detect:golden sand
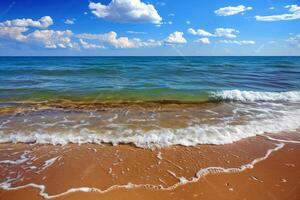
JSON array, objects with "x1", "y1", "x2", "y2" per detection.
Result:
[{"x1": 0, "y1": 133, "x2": 299, "y2": 200}]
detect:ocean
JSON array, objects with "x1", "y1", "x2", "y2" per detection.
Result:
[
  {"x1": 0, "y1": 56, "x2": 300, "y2": 147},
  {"x1": 1, "y1": 56, "x2": 300, "y2": 198}
]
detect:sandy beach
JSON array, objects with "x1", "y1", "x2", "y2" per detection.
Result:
[
  {"x1": 1, "y1": 132, "x2": 299, "y2": 200},
  {"x1": 0, "y1": 0, "x2": 300, "y2": 198}
]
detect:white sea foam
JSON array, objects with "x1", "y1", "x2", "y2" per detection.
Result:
[
  {"x1": 211, "y1": 90, "x2": 300, "y2": 102},
  {"x1": 0, "y1": 90, "x2": 299, "y2": 148},
  {"x1": 0, "y1": 107, "x2": 299, "y2": 148},
  {"x1": 0, "y1": 151, "x2": 29, "y2": 164},
  {"x1": 41, "y1": 156, "x2": 60, "y2": 171},
  {"x1": 157, "y1": 152, "x2": 163, "y2": 160}
]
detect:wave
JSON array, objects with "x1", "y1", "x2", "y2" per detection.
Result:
[
  {"x1": 211, "y1": 90, "x2": 300, "y2": 102},
  {"x1": 1, "y1": 89, "x2": 300, "y2": 148},
  {"x1": 1, "y1": 107, "x2": 299, "y2": 148}
]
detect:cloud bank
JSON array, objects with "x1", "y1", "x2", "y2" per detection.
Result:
[{"x1": 77, "y1": 31, "x2": 162, "y2": 48}]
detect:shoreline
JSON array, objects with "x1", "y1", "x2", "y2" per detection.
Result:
[{"x1": 1, "y1": 133, "x2": 299, "y2": 199}]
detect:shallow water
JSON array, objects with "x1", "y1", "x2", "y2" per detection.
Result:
[{"x1": 0, "y1": 56, "x2": 299, "y2": 147}]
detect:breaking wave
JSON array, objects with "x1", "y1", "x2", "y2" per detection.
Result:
[{"x1": 211, "y1": 90, "x2": 300, "y2": 102}]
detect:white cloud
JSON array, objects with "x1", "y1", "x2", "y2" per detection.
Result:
[
  {"x1": 28, "y1": 29, "x2": 77, "y2": 49},
  {"x1": 188, "y1": 27, "x2": 239, "y2": 38},
  {"x1": 0, "y1": 16, "x2": 54, "y2": 42},
  {"x1": 168, "y1": 13, "x2": 175, "y2": 17},
  {"x1": 269, "y1": 7, "x2": 275, "y2": 10},
  {"x1": 164, "y1": 31, "x2": 187, "y2": 44},
  {"x1": 0, "y1": 27, "x2": 78, "y2": 49},
  {"x1": 255, "y1": 4, "x2": 300, "y2": 21},
  {"x1": 77, "y1": 31, "x2": 161, "y2": 48},
  {"x1": 186, "y1": 20, "x2": 191, "y2": 25},
  {"x1": 64, "y1": 18, "x2": 75, "y2": 25},
  {"x1": 127, "y1": 30, "x2": 146, "y2": 34},
  {"x1": 188, "y1": 28, "x2": 213, "y2": 37},
  {"x1": 79, "y1": 39, "x2": 105, "y2": 49},
  {"x1": 0, "y1": 26, "x2": 28, "y2": 41},
  {"x1": 195, "y1": 38, "x2": 210, "y2": 44},
  {"x1": 141, "y1": 39, "x2": 163, "y2": 47},
  {"x1": 286, "y1": 4, "x2": 300, "y2": 12},
  {"x1": 214, "y1": 28, "x2": 239, "y2": 38},
  {"x1": 155, "y1": 21, "x2": 173, "y2": 27},
  {"x1": 156, "y1": 2, "x2": 166, "y2": 7},
  {"x1": 0, "y1": 17, "x2": 160, "y2": 50},
  {"x1": 219, "y1": 40, "x2": 255, "y2": 45},
  {"x1": 287, "y1": 34, "x2": 300, "y2": 48},
  {"x1": 77, "y1": 31, "x2": 138, "y2": 48},
  {"x1": 215, "y1": 5, "x2": 252, "y2": 16},
  {"x1": 89, "y1": 0, "x2": 162, "y2": 24},
  {"x1": 0, "y1": 16, "x2": 163, "y2": 50},
  {"x1": 0, "y1": 16, "x2": 77, "y2": 49},
  {"x1": 0, "y1": 16, "x2": 53, "y2": 28}
]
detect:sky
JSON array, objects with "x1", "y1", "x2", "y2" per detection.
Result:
[{"x1": 0, "y1": 0, "x2": 299, "y2": 56}]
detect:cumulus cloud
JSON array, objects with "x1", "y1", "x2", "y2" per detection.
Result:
[
  {"x1": 77, "y1": 31, "x2": 162, "y2": 48},
  {"x1": 219, "y1": 40, "x2": 255, "y2": 45},
  {"x1": 0, "y1": 16, "x2": 53, "y2": 28},
  {"x1": 28, "y1": 30, "x2": 77, "y2": 49},
  {"x1": 64, "y1": 18, "x2": 75, "y2": 25},
  {"x1": 215, "y1": 5, "x2": 252, "y2": 16},
  {"x1": 0, "y1": 16, "x2": 57, "y2": 44},
  {"x1": 214, "y1": 28, "x2": 239, "y2": 38},
  {"x1": 195, "y1": 38, "x2": 210, "y2": 44},
  {"x1": 255, "y1": 4, "x2": 300, "y2": 21},
  {"x1": 188, "y1": 27, "x2": 239, "y2": 38},
  {"x1": 0, "y1": 15, "x2": 164, "y2": 50},
  {"x1": 0, "y1": 26, "x2": 28, "y2": 41},
  {"x1": 188, "y1": 28, "x2": 213, "y2": 37},
  {"x1": 164, "y1": 31, "x2": 187, "y2": 44},
  {"x1": 79, "y1": 39, "x2": 105, "y2": 49},
  {"x1": 286, "y1": 34, "x2": 300, "y2": 48},
  {"x1": 88, "y1": 0, "x2": 162, "y2": 24},
  {"x1": 0, "y1": 16, "x2": 77, "y2": 49}
]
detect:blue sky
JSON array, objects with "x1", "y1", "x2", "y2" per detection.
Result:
[{"x1": 0, "y1": 0, "x2": 299, "y2": 56}]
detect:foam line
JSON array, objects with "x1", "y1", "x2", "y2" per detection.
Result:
[{"x1": 263, "y1": 135, "x2": 300, "y2": 144}]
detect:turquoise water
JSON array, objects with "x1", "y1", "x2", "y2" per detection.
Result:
[{"x1": 0, "y1": 56, "x2": 300, "y2": 102}]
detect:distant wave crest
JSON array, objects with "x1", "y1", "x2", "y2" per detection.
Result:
[{"x1": 211, "y1": 90, "x2": 300, "y2": 102}]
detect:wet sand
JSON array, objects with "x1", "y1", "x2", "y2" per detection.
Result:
[{"x1": 0, "y1": 133, "x2": 300, "y2": 200}]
